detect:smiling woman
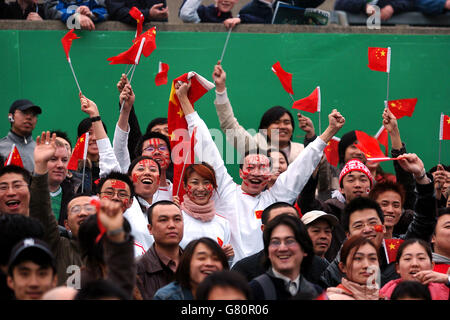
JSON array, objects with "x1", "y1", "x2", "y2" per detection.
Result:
[{"x1": 153, "y1": 237, "x2": 229, "y2": 300}]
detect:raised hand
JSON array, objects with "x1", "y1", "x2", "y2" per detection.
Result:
[
  {"x1": 213, "y1": 62, "x2": 226, "y2": 92},
  {"x1": 396, "y1": 153, "x2": 430, "y2": 184},
  {"x1": 34, "y1": 131, "x2": 57, "y2": 175},
  {"x1": 297, "y1": 112, "x2": 315, "y2": 139},
  {"x1": 80, "y1": 92, "x2": 99, "y2": 117},
  {"x1": 117, "y1": 73, "x2": 129, "y2": 93},
  {"x1": 120, "y1": 83, "x2": 135, "y2": 113},
  {"x1": 97, "y1": 198, "x2": 125, "y2": 242}
]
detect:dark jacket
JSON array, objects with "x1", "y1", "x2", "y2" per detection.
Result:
[
  {"x1": 0, "y1": 0, "x2": 45, "y2": 19},
  {"x1": 334, "y1": 0, "x2": 414, "y2": 14},
  {"x1": 232, "y1": 249, "x2": 329, "y2": 286},
  {"x1": 55, "y1": 177, "x2": 77, "y2": 227},
  {"x1": 106, "y1": 0, "x2": 167, "y2": 25},
  {"x1": 249, "y1": 270, "x2": 321, "y2": 300},
  {"x1": 136, "y1": 244, "x2": 182, "y2": 300},
  {"x1": 29, "y1": 173, "x2": 82, "y2": 286},
  {"x1": 239, "y1": 0, "x2": 325, "y2": 23}
]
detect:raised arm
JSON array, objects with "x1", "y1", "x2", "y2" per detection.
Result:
[
  {"x1": 80, "y1": 93, "x2": 121, "y2": 176},
  {"x1": 212, "y1": 62, "x2": 267, "y2": 156}
]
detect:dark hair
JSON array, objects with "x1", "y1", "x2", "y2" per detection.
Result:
[
  {"x1": 145, "y1": 117, "x2": 168, "y2": 135},
  {"x1": 134, "y1": 131, "x2": 171, "y2": 159},
  {"x1": 128, "y1": 156, "x2": 162, "y2": 178},
  {"x1": 268, "y1": 148, "x2": 289, "y2": 166},
  {"x1": 428, "y1": 164, "x2": 449, "y2": 174},
  {"x1": 262, "y1": 214, "x2": 314, "y2": 275},
  {"x1": 175, "y1": 237, "x2": 229, "y2": 291},
  {"x1": 342, "y1": 197, "x2": 384, "y2": 232},
  {"x1": 74, "y1": 279, "x2": 129, "y2": 300},
  {"x1": 183, "y1": 162, "x2": 217, "y2": 191},
  {"x1": 369, "y1": 181, "x2": 406, "y2": 206},
  {"x1": 195, "y1": 270, "x2": 252, "y2": 300},
  {"x1": 258, "y1": 106, "x2": 294, "y2": 142},
  {"x1": 77, "y1": 117, "x2": 107, "y2": 138},
  {"x1": 338, "y1": 130, "x2": 357, "y2": 166},
  {"x1": 390, "y1": 280, "x2": 432, "y2": 300},
  {"x1": 51, "y1": 130, "x2": 72, "y2": 149},
  {"x1": 261, "y1": 202, "x2": 297, "y2": 225},
  {"x1": 146, "y1": 200, "x2": 180, "y2": 224},
  {"x1": 396, "y1": 238, "x2": 433, "y2": 264},
  {"x1": 0, "y1": 165, "x2": 32, "y2": 185},
  {"x1": 0, "y1": 214, "x2": 44, "y2": 266},
  {"x1": 339, "y1": 236, "x2": 379, "y2": 280},
  {"x1": 239, "y1": 148, "x2": 271, "y2": 170},
  {"x1": 97, "y1": 171, "x2": 135, "y2": 199}
]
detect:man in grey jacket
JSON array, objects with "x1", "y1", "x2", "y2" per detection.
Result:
[{"x1": 0, "y1": 99, "x2": 42, "y2": 173}]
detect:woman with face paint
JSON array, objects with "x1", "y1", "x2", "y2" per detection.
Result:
[{"x1": 177, "y1": 163, "x2": 233, "y2": 260}]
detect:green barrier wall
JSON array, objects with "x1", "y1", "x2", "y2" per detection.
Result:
[{"x1": 1, "y1": 30, "x2": 449, "y2": 180}]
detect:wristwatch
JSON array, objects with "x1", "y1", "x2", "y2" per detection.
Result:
[{"x1": 90, "y1": 116, "x2": 101, "y2": 122}]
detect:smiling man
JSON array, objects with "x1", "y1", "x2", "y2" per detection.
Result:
[
  {"x1": 0, "y1": 165, "x2": 31, "y2": 215},
  {"x1": 175, "y1": 79, "x2": 345, "y2": 263},
  {"x1": 7, "y1": 238, "x2": 57, "y2": 300},
  {"x1": 0, "y1": 99, "x2": 42, "y2": 173}
]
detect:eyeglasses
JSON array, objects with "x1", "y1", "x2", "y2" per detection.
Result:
[
  {"x1": 100, "y1": 189, "x2": 130, "y2": 199},
  {"x1": 0, "y1": 182, "x2": 28, "y2": 193},
  {"x1": 69, "y1": 204, "x2": 97, "y2": 214},
  {"x1": 143, "y1": 145, "x2": 168, "y2": 153},
  {"x1": 269, "y1": 238, "x2": 299, "y2": 249}
]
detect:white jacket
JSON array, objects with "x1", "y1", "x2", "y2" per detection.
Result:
[{"x1": 185, "y1": 111, "x2": 326, "y2": 263}]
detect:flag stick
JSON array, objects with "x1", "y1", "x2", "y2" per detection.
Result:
[
  {"x1": 386, "y1": 71, "x2": 390, "y2": 104},
  {"x1": 120, "y1": 64, "x2": 137, "y2": 113},
  {"x1": 81, "y1": 132, "x2": 89, "y2": 193},
  {"x1": 439, "y1": 139, "x2": 442, "y2": 165},
  {"x1": 68, "y1": 58, "x2": 82, "y2": 93},
  {"x1": 176, "y1": 150, "x2": 191, "y2": 197},
  {"x1": 318, "y1": 110, "x2": 322, "y2": 135},
  {"x1": 289, "y1": 93, "x2": 295, "y2": 103},
  {"x1": 219, "y1": 27, "x2": 233, "y2": 64},
  {"x1": 6, "y1": 143, "x2": 15, "y2": 165}
]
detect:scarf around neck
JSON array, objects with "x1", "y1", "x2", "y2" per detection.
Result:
[{"x1": 180, "y1": 194, "x2": 216, "y2": 222}]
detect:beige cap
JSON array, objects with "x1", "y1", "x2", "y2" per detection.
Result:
[{"x1": 301, "y1": 210, "x2": 339, "y2": 227}]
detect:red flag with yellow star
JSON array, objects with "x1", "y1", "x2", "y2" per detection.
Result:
[
  {"x1": 388, "y1": 98, "x2": 417, "y2": 119},
  {"x1": 292, "y1": 87, "x2": 321, "y2": 113},
  {"x1": 440, "y1": 113, "x2": 450, "y2": 140},
  {"x1": 61, "y1": 29, "x2": 80, "y2": 62},
  {"x1": 384, "y1": 238, "x2": 404, "y2": 263},
  {"x1": 368, "y1": 47, "x2": 391, "y2": 73},
  {"x1": 129, "y1": 7, "x2": 144, "y2": 38},
  {"x1": 167, "y1": 72, "x2": 215, "y2": 200},
  {"x1": 354, "y1": 130, "x2": 386, "y2": 159},
  {"x1": 324, "y1": 136, "x2": 340, "y2": 167},
  {"x1": 67, "y1": 132, "x2": 89, "y2": 171},
  {"x1": 4, "y1": 144, "x2": 24, "y2": 168},
  {"x1": 107, "y1": 27, "x2": 156, "y2": 65}
]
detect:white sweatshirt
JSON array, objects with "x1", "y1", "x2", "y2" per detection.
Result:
[
  {"x1": 185, "y1": 111, "x2": 326, "y2": 263},
  {"x1": 179, "y1": 209, "x2": 231, "y2": 250}
]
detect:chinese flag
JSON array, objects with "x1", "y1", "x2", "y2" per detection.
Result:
[
  {"x1": 368, "y1": 47, "x2": 391, "y2": 73},
  {"x1": 440, "y1": 113, "x2": 450, "y2": 140},
  {"x1": 155, "y1": 61, "x2": 169, "y2": 86},
  {"x1": 271, "y1": 61, "x2": 294, "y2": 95},
  {"x1": 388, "y1": 98, "x2": 417, "y2": 119},
  {"x1": 384, "y1": 238, "x2": 404, "y2": 264},
  {"x1": 129, "y1": 7, "x2": 144, "y2": 38},
  {"x1": 4, "y1": 144, "x2": 24, "y2": 168},
  {"x1": 354, "y1": 130, "x2": 386, "y2": 159},
  {"x1": 107, "y1": 27, "x2": 156, "y2": 65},
  {"x1": 324, "y1": 136, "x2": 340, "y2": 167},
  {"x1": 67, "y1": 132, "x2": 89, "y2": 171},
  {"x1": 61, "y1": 29, "x2": 80, "y2": 61},
  {"x1": 374, "y1": 126, "x2": 389, "y2": 156},
  {"x1": 167, "y1": 72, "x2": 215, "y2": 201},
  {"x1": 292, "y1": 87, "x2": 321, "y2": 113}
]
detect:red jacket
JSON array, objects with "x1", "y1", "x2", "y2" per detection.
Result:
[{"x1": 381, "y1": 278, "x2": 449, "y2": 300}]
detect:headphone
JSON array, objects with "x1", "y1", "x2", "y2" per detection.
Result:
[{"x1": 8, "y1": 115, "x2": 14, "y2": 123}]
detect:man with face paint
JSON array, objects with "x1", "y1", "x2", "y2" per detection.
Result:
[{"x1": 174, "y1": 80, "x2": 345, "y2": 264}]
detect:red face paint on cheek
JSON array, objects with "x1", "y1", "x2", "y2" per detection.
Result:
[{"x1": 132, "y1": 173, "x2": 138, "y2": 183}]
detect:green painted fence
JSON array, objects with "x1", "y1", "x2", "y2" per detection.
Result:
[{"x1": 1, "y1": 30, "x2": 449, "y2": 180}]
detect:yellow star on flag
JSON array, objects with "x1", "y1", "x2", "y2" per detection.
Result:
[
  {"x1": 177, "y1": 108, "x2": 184, "y2": 118},
  {"x1": 169, "y1": 132, "x2": 176, "y2": 141},
  {"x1": 389, "y1": 243, "x2": 396, "y2": 250}
]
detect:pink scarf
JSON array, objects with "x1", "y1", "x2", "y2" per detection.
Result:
[{"x1": 180, "y1": 194, "x2": 216, "y2": 222}]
